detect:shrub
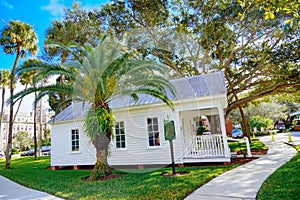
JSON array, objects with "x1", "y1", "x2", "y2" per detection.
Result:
[
  {"x1": 250, "y1": 116, "x2": 274, "y2": 132},
  {"x1": 12, "y1": 148, "x2": 19, "y2": 154},
  {"x1": 253, "y1": 131, "x2": 270, "y2": 136}
]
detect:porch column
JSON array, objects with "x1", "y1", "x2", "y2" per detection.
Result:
[
  {"x1": 174, "y1": 111, "x2": 184, "y2": 164},
  {"x1": 217, "y1": 104, "x2": 231, "y2": 158}
]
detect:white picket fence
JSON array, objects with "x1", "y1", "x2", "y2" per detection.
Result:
[{"x1": 183, "y1": 134, "x2": 225, "y2": 158}]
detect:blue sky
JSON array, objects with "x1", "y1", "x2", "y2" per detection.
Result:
[{"x1": 0, "y1": 0, "x2": 109, "y2": 70}]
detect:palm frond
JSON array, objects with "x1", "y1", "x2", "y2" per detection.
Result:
[{"x1": 11, "y1": 83, "x2": 73, "y2": 106}]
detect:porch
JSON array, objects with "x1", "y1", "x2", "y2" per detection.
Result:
[
  {"x1": 182, "y1": 134, "x2": 230, "y2": 163},
  {"x1": 178, "y1": 105, "x2": 231, "y2": 163},
  {"x1": 183, "y1": 134, "x2": 225, "y2": 158}
]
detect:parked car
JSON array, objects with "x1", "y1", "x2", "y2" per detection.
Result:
[
  {"x1": 21, "y1": 148, "x2": 34, "y2": 156},
  {"x1": 278, "y1": 123, "x2": 286, "y2": 132},
  {"x1": 0, "y1": 150, "x2": 4, "y2": 158},
  {"x1": 232, "y1": 128, "x2": 244, "y2": 138},
  {"x1": 42, "y1": 146, "x2": 51, "y2": 155},
  {"x1": 21, "y1": 146, "x2": 51, "y2": 156}
]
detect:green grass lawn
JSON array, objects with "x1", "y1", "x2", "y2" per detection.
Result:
[
  {"x1": 257, "y1": 146, "x2": 300, "y2": 200},
  {"x1": 228, "y1": 140, "x2": 268, "y2": 152},
  {"x1": 0, "y1": 157, "x2": 237, "y2": 200}
]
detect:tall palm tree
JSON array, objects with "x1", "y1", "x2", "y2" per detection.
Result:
[
  {"x1": 14, "y1": 36, "x2": 176, "y2": 180},
  {"x1": 0, "y1": 20, "x2": 38, "y2": 169},
  {"x1": 0, "y1": 69, "x2": 10, "y2": 138}
]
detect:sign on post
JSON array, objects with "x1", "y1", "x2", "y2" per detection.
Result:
[
  {"x1": 164, "y1": 119, "x2": 176, "y2": 175},
  {"x1": 164, "y1": 120, "x2": 176, "y2": 141}
]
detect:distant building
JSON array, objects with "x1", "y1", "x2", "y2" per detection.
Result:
[{"x1": 0, "y1": 106, "x2": 54, "y2": 151}]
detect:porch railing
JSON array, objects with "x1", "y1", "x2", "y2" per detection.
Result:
[{"x1": 183, "y1": 134, "x2": 225, "y2": 158}]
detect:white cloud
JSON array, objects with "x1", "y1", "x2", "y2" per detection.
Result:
[
  {"x1": 41, "y1": 0, "x2": 64, "y2": 17},
  {"x1": 0, "y1": 0, "x2": 13, "y2": 9}
]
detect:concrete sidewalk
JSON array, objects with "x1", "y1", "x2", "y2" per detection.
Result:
[
  {"x1": 0, "y1": 175, "x2": 63, "y2": 200},
  {"x1": 185, "y1": 133, "x2": 299, "y2": 200}
]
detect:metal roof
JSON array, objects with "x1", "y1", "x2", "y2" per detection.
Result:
[{"x1": 50, "y1": 72, "x2": 226, "y2": 122}]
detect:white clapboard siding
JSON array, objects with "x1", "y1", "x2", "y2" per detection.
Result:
[
  {"x1": 109, "y1": 108, "x2": 184, "y2": 165},
  {"x1": 51, "y1": 107, "x2": 185, "y2": 166},
  {"x1": 51, "y1": 121, "x2": 96, "y2": 166}
]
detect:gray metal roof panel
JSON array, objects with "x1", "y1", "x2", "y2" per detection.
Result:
[{"x1": 50, "y1": 72, "x2": 226, "y2": 123}]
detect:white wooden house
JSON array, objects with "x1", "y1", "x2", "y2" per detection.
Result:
[{"x1": 50, "y1": 72, "x2": 231, "y2": 168}]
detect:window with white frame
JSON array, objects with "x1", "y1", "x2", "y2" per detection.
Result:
[
  {"x1": 115, "y1": 121, "x2": 126, "y2": 149},
  {"x1": 71, "y1": 129, "x2": 79, "y2": 152},
  {"x1": 147, "y1": 118, "x2": 160, "y2": 146}
]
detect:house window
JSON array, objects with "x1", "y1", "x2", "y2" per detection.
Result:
[
  {"x1": 115, "y1": 121, "x2": 126, "y2": 149},
  {"x1": 71, "y1": 129, "x2": 79, "y2": 152},
  {"x1": 147, "y1": 118, "x2": 160, "y2": 146}
]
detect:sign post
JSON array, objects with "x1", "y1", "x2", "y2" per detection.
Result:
[{"x1": 164, "y1": 119, "x2": 176, "y2": 175}]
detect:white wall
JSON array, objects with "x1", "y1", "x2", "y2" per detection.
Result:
[
  {"x1": 51, "y1": 121, "x2": 96, "y2": 166},
  {"x1": 109, "y1": 107, "x2": 183, "y2": 165},
  {"x1": 51, "y1": 106, "x2": 184, "y2": 167},
  {"x1": 51, "y1": 94, "x2": 228, "y2": 167}
]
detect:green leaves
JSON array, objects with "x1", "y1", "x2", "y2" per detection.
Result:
[
  {"x1": 0, "y1": 20, "x2": 38, "y2": 57},
  {"x1": 83, "y1": 106, "x2": 115, "y2": 141}
]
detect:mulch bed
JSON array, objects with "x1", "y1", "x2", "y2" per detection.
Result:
[
  {"x1": 231, "y1": 157, "x2": 259, "y2": 164},
  {"x1": 232, "y1": 149, "x2": 268, "y2": 165},
  {"x1": 81, "y1": 173, "x2": 126, "y2": 182}
]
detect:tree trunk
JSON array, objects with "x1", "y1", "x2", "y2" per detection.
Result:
[
  {"x1": 89, "y1": 133, "x2": 112, "y2": 181},
  {"x1": 12, "y1": 84, "x2": 28, "y2": 123},
  {"x1": 238, "y1": 106, "x2": 251, "y2": 142},
  {"x1": 0, "y1": 88, "x2": 5, "y2": 136},
  {"x1": 34, "y1": 91, "x2": 38, "y2": 160},
  {"x1": 283, "y1": 116, "x2": 295, "y2": 130},
  {"x1": 6, "y1": 50, "x2": 20, "y2": 169},
  {"x1": 39, "y1": 98, "x2": 43, "y2": 156}
]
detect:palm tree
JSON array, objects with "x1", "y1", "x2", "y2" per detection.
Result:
[
  {"x1": 0, "y1": 20, "x2": 38, "y2": 169},
  {"x1": 74, "y1": 37, "x2": 176, "y2": 180},
  {"x1": 14, "y1": 36, "x2": 176, "y2": 180},
  {"x1": 44, "y1": 2, "x2": 103, "y2": 113},
  {"x1": 0, "y1": 69, "x2": 10, "y2": 138}
]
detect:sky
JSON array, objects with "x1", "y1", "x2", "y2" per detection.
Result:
[
  {"x1": 0, "y1": 0, "x2": 109, "y2": 69},
  {"x1": 0, "y1": 0, "x2": 109, "y2": 112}
]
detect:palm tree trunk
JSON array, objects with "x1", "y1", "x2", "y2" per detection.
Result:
[
  {"x1": 39, "y1": 98, "x2": 43, "y2": 156},
  {"x1": 12, "y1": 84, "x2": 28, "y2": 123},
  {"x1": 0, "y1": 88, "x2": 5, "y2": 135},
  {"x1": 6, "y1": 50, "x2": 20, "y2": 169},
  {"x1": 33, "y1": 91, "x2": 38, "y2": 160},
  {"x1": 89, "y1": 131, "x2": 112, "y2": 181}
]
